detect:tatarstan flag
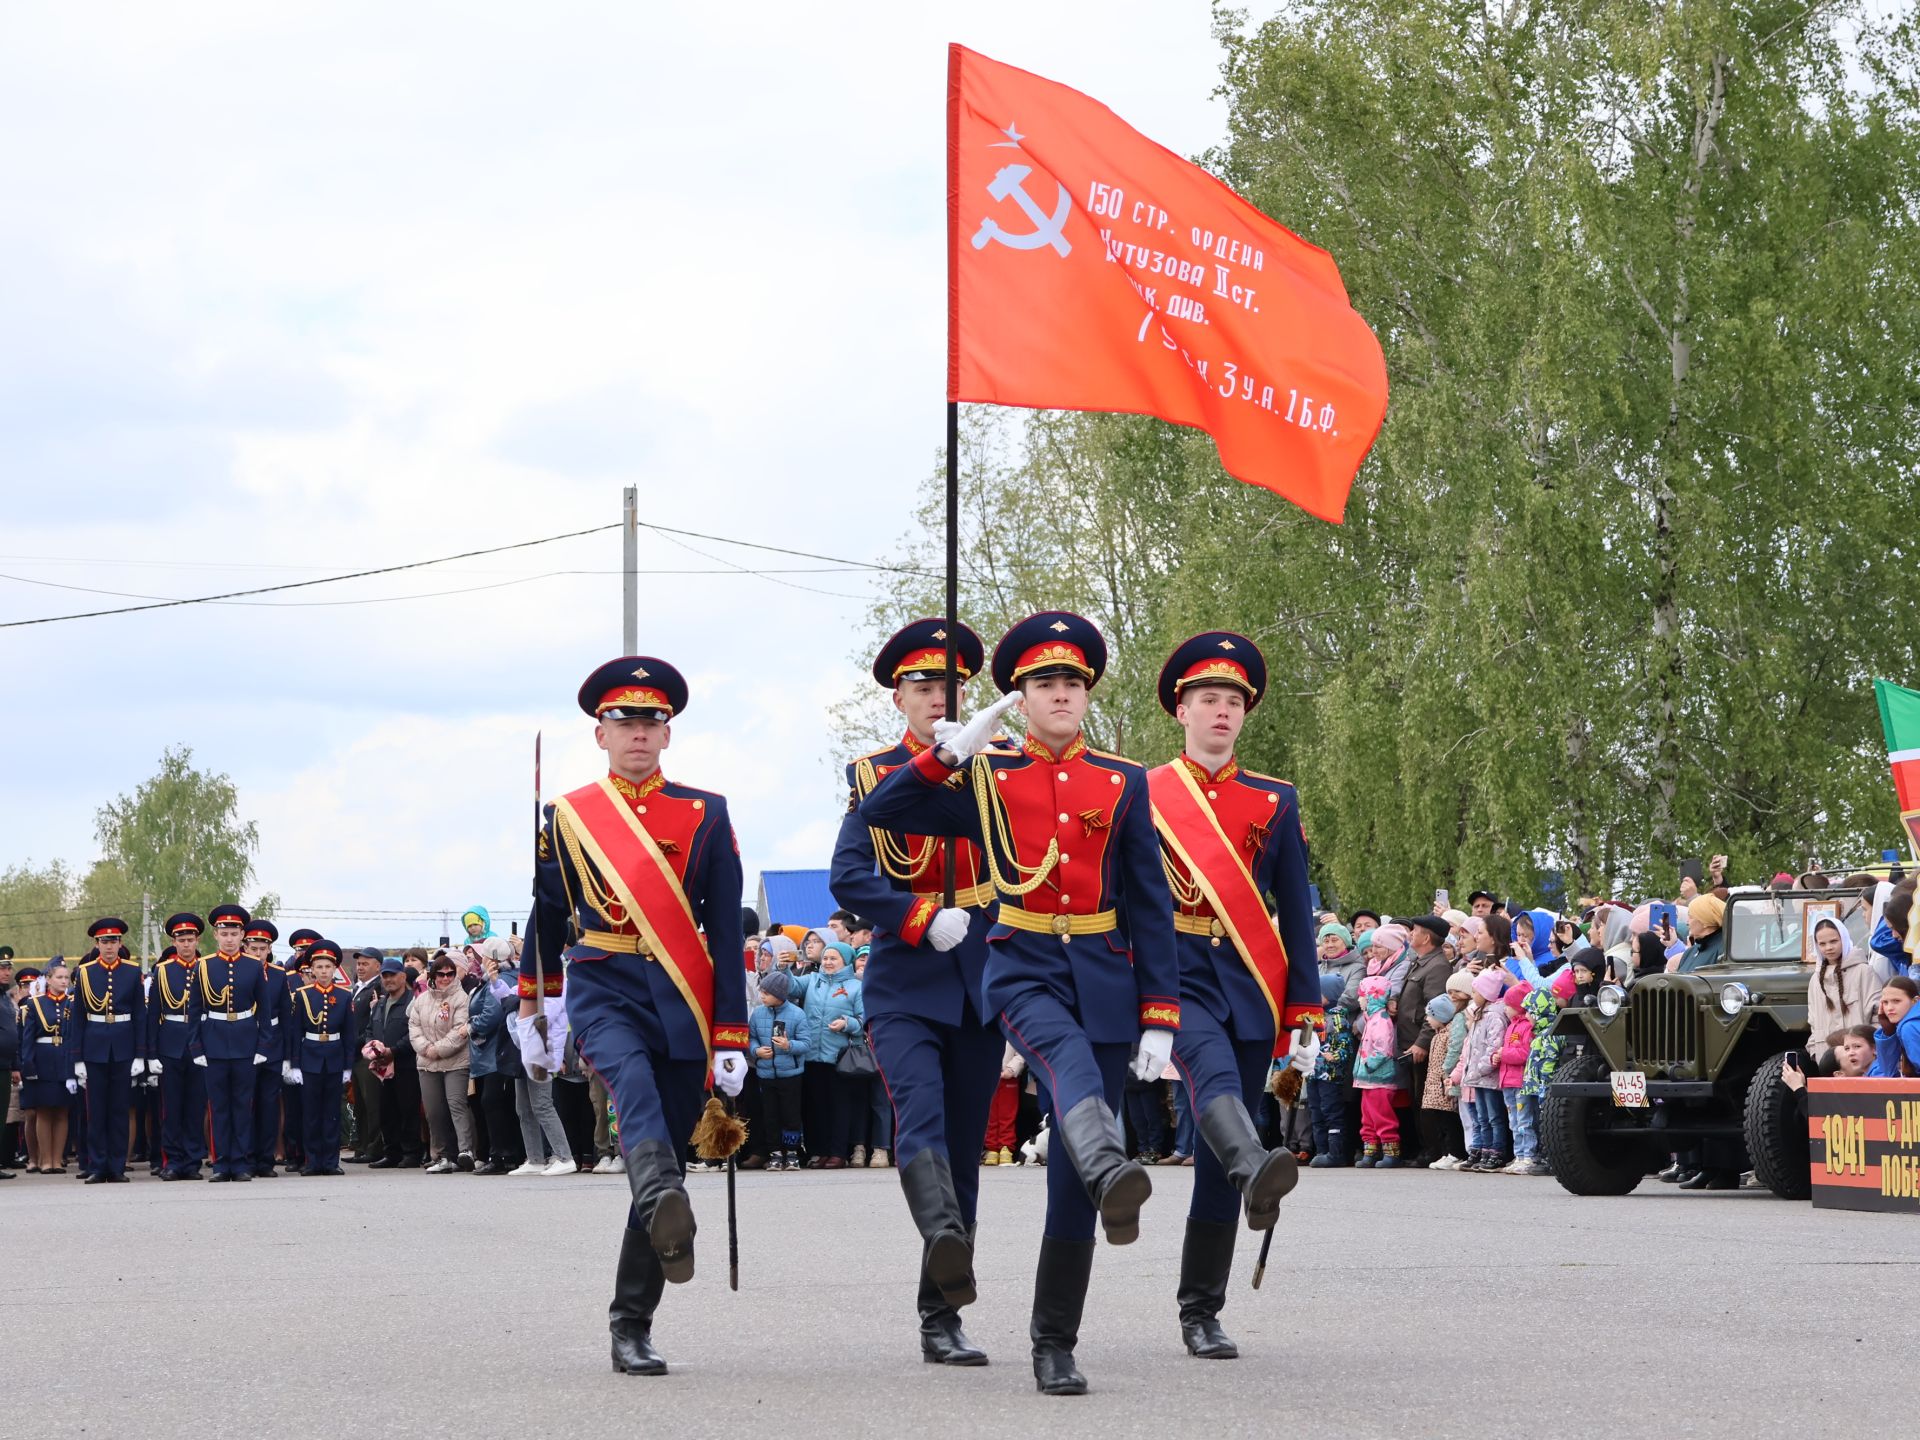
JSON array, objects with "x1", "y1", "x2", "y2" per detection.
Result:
[
  {"x1": 947, "y1": 44, "x2": 1388, "y2": 525},
  {"x1": 1876, "y1": 678, "x2": 1920, "y2": 811}
]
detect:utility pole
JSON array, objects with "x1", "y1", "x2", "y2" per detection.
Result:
[
  {"x1": 141, "y1": 890, "x2": 153, "y2": 966},
  {"x1": 622, "y1": 484, "x2": 638, "y2": 653}
]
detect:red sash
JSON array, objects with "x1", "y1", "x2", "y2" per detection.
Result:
[
  {"x1": 1148, "y1": 761, "x2": 1288, "y2": 1035},
  {"x1": 554, "y1": 778, "x2": 716, "y2": 1064}
]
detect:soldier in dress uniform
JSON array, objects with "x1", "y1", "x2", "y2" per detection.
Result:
[
  {"x1": 242, "y1": 915, "x2": 289, "y2": 1176},
  {"x1": 286, "y1": 939, "x2": 354, "y2": 1175},
  {"x1": 71, "y1": 918, "x2": 147, "y2": 1183},
  {"x1": 515, "y1": 657, "x2": 748, "y2": 1376},
  {"x1": 858, "y1": 612, "x2": 1180, "y2": 1398},
  {"x1": 1148, "y1": 632, "x2": 1322, "y2": 1359},
  {"x1": 830, "y1": 618, "x2": 1004, "y2": 1366},
  {"x1": 150, "y1": 915, "x2": 210, "y2": 1180},
  {"x1": 19, "y1": 964, "x2": 77, "y2": 1174},
  {"x1": 259, "y1": 921, "x2": 308, "y2": 1171},
  {"x1": 191, "y1": 904, "x2": 271, "y2": 1182}
]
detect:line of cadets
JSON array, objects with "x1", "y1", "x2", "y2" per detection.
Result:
[
  {"x1": 515, "y1": 608, "x2": 1322, "y2": 1396},
  {"x1": 22, "y1": 910, "x2": 358, "y2": 1181}
]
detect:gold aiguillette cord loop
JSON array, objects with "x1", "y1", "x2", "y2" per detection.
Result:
[{"x1": 970, "y1": 753, "x2": 1059, "y2": 898}]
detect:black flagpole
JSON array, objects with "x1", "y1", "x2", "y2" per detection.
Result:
[{"x1": 942, "y1": 399, "x2": 959, "y2": 909}]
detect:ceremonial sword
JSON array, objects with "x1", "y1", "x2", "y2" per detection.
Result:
[{"x1": 1252, "y1": 1018, "x2": 1316, "y2": 1290}]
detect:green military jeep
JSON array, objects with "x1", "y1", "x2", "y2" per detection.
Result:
[{"x1": 1539, "y1": 886, "x2": 1874, "y2": 1200}]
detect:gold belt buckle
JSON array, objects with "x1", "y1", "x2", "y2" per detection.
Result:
[
  {"x1": 1210, "y1": 918, "x2": 1224, "y2": 938},
  {"x1": 1050, "y1": 914, "x2": 1072, "y2": 936}
]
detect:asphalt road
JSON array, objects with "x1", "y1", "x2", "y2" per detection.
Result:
[{"x1": 8, "y1": 1160, "x2": 1905, "y2": 1439}]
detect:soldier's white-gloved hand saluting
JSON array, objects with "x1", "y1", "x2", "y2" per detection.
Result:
[
  {"x1": 712, "y1": 1050, "x2": 746, "y2": 1097},
  {"x1": 73, "y1": 1062, "x2": 88, "y2": 1089},
  {"x1": 131, "y1": 1058, "x2": 147, "y2": 1079},
  {"x1": 926, "y1": 908, "x2": 971, "y2": 953},
  {"x1": 1130, "y1": 1027, "x2": 1175, "y2": 1082},
  {"x1": 934, "y1": 689, "x2": 1023, "y2": 765}
]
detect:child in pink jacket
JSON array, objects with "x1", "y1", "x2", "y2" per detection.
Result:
[{"x1": 1497, "y1": 983, "x2": 1537, "y2": 1169}]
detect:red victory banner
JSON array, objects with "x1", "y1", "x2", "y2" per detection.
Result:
[{"x1": 947, "y1": 44, "x2": 1388, "y2": 524}]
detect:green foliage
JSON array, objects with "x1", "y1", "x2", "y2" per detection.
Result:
[
  {"x1": 0, "y1": 860, "x2": 83, "y2": 959},
  {"x1": 94, "y1": 745, "x2": 275, "y2": 929},
  {"x1": 837, "y1": 0, "x2": 1920, "y2": 913}
]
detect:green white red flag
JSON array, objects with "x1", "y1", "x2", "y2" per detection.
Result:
[{"x1": 1873, "y1": 677, "x2": 1920, "y2": 853}]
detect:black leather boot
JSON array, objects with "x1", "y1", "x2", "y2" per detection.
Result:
[
  {"x1": 608, "y1": 1227, "x2": 668, "y2": 1375},
  {"x1": 626, "y1": 1140, "x2": 696, "y2": 1284},
  {"x1": 900, "y1": 1149, "x2": 975, "y2": 1308},
  {"x1": 1177, "y1": 1218, "x2": 1240, "y2": 1359},
  {"x1": 918, "y1": 1262, "x2": 988, "y2": 1365},
  {"x1": 1197, "y1": 1095, "x2": 1298, "y2": 1231},
  {"x1": 1054, "y1": 1096, "x2": 1152, "y2": 1244},
  {"x1": 1030, "y1": 1236, "x2": 1096, "y2": 1395}
]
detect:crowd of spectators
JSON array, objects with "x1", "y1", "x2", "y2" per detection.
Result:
[{"x1": 2, "y1": 871, "x2": 1916, "y2": 1186}]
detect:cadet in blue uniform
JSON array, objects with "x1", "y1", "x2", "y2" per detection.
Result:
[
  {"x1": 858, "y1": 612, "x2": 1181, "y2": 1398},
  {"x1": 150, "y1": 915, "x2": 210, "y2": 1180},
  {"x1": 286, "y1": 939, "x2": 355, "y2": 1175},
  {"x1": 19, "y1": 967, "x2": 77, "y2": 1173},
  {"x1": 71, "y1": 918, "x2": 147, "y2": 1183},
  {"x1": 830, "y1": 618, "x2": 1004, "y2": 1366},
  {"x1": 516, "y1": 657, "x2": 749, "y2": 1376},
  {"x1": 261, "y1": 921, "x2": 309, "y2": 1171},
  {"x1": 191, "y1": 904, "x2": 271, "y2": 1182},
  {"x1": 241, "y1": 915, "x2": 290, "y2": 1176},
  {"x1": 1148, "y1": 632, "x2": 1323, "y2": 1359}
]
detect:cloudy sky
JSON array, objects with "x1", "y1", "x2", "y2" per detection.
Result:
[{"x1": 1, "y1": 2, "x2": 1273, "y2": 945}]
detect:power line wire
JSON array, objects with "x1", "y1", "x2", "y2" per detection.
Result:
[{"x1": 0, "y1": 523, "x2": 619, "y2": 629}]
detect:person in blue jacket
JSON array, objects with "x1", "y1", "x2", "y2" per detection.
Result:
[
  {"x1": 149, "y1": 915, "x2": 209, "y2": 1180},
  {"x1": 1870, "y1": 976, "x2": 1920, "y2": 1076},
  {"x1": 71, "y1": 918, "x2": 147, "y2": 1183},
  {"x1": 19, "y1": 963, "x2": 77, "y2": 1174},
  {"x1": 787, "y1": 942, "x2": 864, "y2": 1168},
  {"x1": 746, "y1": 969, "x2": 810, "y2": 1170},
  {"x1": 190, "y1": 905, "x2": 273, "y2": 1183}
]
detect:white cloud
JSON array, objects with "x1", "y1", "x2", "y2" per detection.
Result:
[{"x1": 0, "y1": 2, "x2": 1275, "y2": 940}]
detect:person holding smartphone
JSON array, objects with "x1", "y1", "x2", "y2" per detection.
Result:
[{"x1": 746, "y1": 970, "x2": 809, "y2": 1171}]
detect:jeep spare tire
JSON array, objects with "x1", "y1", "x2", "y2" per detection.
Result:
[
  {"x1": 1540, "y1": 1051, "x2": 1648, "y2": 1196},
  {"x1": 1744, "y1": 1052, "x2": 1812, "y2": 1201}
]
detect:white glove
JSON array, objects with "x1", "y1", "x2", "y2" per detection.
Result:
[
  {"x1": 66, "y1": 1079, "x2": 78, "y2": 1095},
  {"x1": 74, "y1": 1062, "x2": 87, "y2": 1089},
  {"x1": 149, "y1": 1059, "x2": 164, "y2": 1076},
  {"x1": 926, "y1": 908, "x2": 971, "y2": 952},
  {"x1": 287, "y1": 1066, "x2": 304, "y2": 1086},
  {"x1": 712, "y1": 1050, "x2": 746, "y2": 1097},
  {"x1": 341, "y1": 1070, "x2": 351, "y2": 1085},
  {"x1": 193, "y1": 1055, "x2": 208, "y2": 1068},
  {"x1": 1130, "y1": 1027, "x2": 1175, "y2": 1082},
  {"x1": 934, "y1": 690, "x2": 1023, "y2": 764},
  {"x1": 131, "y1": 1058, "x2": 147, "y2": 1079},
  {"x1": 253, "y1": 1052, "x2": 268, "y2": 1065},
  {"x1": 281, "y1": 1061, "x2": 296, "y2": 1084}
]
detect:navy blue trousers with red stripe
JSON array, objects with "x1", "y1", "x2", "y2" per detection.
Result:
[
  {"x1": 1172, "y1": 1005, "x2": 1270, "y2": 1225},
  {"x1": 996, "y1": 987, "x2": 1129, "y2": 1242},
  {"x1": 567, "y1": 954, "x2": 706, "y2": 1232},
  {"x1": 866, "y1": 1008, "x2": 1002, "y2": 1225}
]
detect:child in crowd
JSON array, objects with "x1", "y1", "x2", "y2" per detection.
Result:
[
  {"x1": 1509, "y1": 968, "x2": 1575, "y2": 1176},
  {"x1": 1432, "y1": 971, "x2": 1475, "y2": 1170},
  {"x1": 1496, "y1": 982, "x2": 1536, "y2": 1173},
  {"x1": 1352, "y1": 976, "x2": 1401, "y2": 1167},
  {"x1": 1459, "y1": 967, "x2": 1512, "y2": 1171},
  {"x1": 1308, "y1": 971, "x2": 1355, "y2": 1167},
  {"x1": 746, "y1": 970, "x2": 810, "y2": 1171},
  {"x1": 982, "y1": 1043, "x2": 1025, "y2": 1166},
  {"x1": 1415, "y1": 993, "x2": 1463, "y2": 1168}
]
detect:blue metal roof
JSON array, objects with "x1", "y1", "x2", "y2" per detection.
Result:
[{"x1": 757, "y1": 869, "x2": 838, "y2": 930}]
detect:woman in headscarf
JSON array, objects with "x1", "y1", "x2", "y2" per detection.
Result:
[
  {"x1": 1508, "y1": 908, "x2": 1561, "y2": 984},
  {"x1": 1669, "y1": 895, "x2": 1727, "y2": 973},
  {"x1": 1805, "y1": 914, "x2": 1881, "y2": 1072}
]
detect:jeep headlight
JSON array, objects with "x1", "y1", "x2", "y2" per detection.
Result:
[
  {"x1": 1596, "y1": 984, "x2": 1626, "y2": 1017},
  {"x1": 1719, "y1": 982, "x2": 1750, "y2": 1016}
]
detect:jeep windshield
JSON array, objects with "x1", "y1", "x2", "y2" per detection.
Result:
[{"x1": 1721, "y1": 888, "x2": 1872, "y2": 966}]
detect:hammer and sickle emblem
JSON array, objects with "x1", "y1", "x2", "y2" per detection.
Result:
[{"x1": 972, "y1": 164, "x2": 1072, "y2": 258}]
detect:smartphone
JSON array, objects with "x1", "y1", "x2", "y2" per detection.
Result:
[
  {"x1": 439, "y1": 935, "x2": 450, "y2": 947},
  {"x1": 1782, "y1": 1051, "x2": 1801, "y2": 1071},
  {"x1": 1434, "y1": 888, "x2": 1449, "y2": 910},
  {"x1": 510, "y1": 920, "x2": 519, "y2": 936},
  {"x1": 772, "y1": 1020, "x2": 787, "y2": 1040},
  {"x1": 1649, "y1": 901, "x2": 1677, "y2": 933},
  {"x1": 1679, "y1": 858, "x2": 1705, "y2": 886}
]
